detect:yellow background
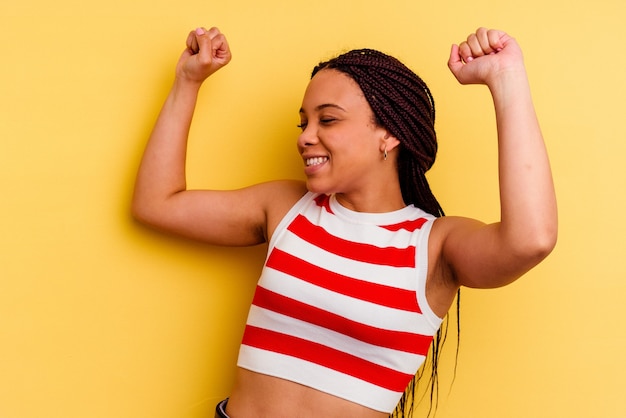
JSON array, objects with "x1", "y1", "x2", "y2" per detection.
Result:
[{"x1": 1, "y1": 0, "x2": 624, "y2": 417}]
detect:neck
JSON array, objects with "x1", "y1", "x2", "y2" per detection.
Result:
[{"x1": 335, "y1": 184, "x2": 405, "y2": 213}]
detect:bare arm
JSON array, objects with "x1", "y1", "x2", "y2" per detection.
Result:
[
  {"x1": 441, "y1": 28, "x2": 557, "y2": 288},
  {"x1": 132, "y1": 27, "x2": 305, "y2": 246}
]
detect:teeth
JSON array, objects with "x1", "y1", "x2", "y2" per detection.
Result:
[{"x1": 306, "y1": 157, "x2": 328, "y2": 166}]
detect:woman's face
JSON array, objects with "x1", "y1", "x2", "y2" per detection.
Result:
[{"x1": 297, "y1": 69, "x2": 388, "y2": 196}]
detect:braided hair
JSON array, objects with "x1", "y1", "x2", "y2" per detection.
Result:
[
  {"x1": 312, "y1": 49, "x2": 459, "y2": 418},
  {"x1": 311, "y1": 49, "x2": 443, "y2": 217}
]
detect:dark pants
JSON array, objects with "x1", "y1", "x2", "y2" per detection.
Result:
[{"x1": 215, "y1": 399, "x2": 229, "y2": 418}]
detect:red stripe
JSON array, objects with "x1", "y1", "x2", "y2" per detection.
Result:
[
  {"x1": 288, "y1": 214, "x2": 415, "y2": 268},
  {"x1": 242, "y1": 325, "x2": 414, "y2": 392},
  {"x1": 266, "y1": 249, "x2": 421, "y2": 313},
  {"x1": 253, "y1": 287, "x2": 433, "y2": 354},
  {"x1": 314, "y1": 194, "x2": 333, "y2": 213},
  {"x1": 379, "y1": 217, "x2": 428, "y2": 232}
]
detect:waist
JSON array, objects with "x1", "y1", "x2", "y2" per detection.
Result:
[{"x1": 226, "y1": 368, "x2": 389, "y2": 418}]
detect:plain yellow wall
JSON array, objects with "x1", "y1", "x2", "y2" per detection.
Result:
[{"x1": 1, "y1": 0, "x2": 625, "y2": 417}]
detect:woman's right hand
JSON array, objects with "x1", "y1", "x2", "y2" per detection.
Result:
[{"x1": 176, "y1": 27, "x2": 232, "y2": 84}]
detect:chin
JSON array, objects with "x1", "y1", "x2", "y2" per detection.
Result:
[{"x1": 305, "y1": 179, "x2": 335, "y2": 196}]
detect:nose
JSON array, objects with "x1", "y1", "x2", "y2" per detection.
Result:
[{"x1": 297, "y1": 124, "x2": 319, "y2": 150}]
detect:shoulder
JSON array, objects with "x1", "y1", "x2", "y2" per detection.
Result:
[
  {"x1": 431, "y1": 215, "x2": 486, "y2": 244},
  {"x1": 256, "y1": 180, "x2": 309, "y2": 210},
  {"x1": 429, "y1": 215, "x2": 487, "y2": 280},
  {"x1": 425, "y1": 216, "x2": 486, "y2": 317},
  {"x1": 258, "y1": 180, "x2": 309, "y2": 241},
  {"x1": 250, "y1": 179, "x2": 308, "y2": 203}
]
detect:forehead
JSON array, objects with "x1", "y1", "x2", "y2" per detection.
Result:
[{"x1": 300, "y1": 69, "x2": 368, "y2": 113}]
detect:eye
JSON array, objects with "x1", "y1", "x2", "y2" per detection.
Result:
[
  {"x1": 320, "y1": 117, "x2": 336, "y2": 125},
  {"x1": 297, "y1": 122, "x2": 308, "y2": 130}
]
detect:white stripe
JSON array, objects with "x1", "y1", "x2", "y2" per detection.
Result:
[
  {"x1": 246, "y1": 305, "x2": 425, "y2": 374},
  {"x1": 328, "y1": 193, "x2": 433, "y2": 226},
  {"x1": 414, "y1": 218, "x2": 445, "y2": 326},
  {"x1": 300, "y1": 203, "x2": 421, "y2": 249},
  {"x1": 276, "y1": 230, "x2": 419, "y2": 290},
  {"x1": 237, "y1": 345, "x2": 402, "y2": 413}
]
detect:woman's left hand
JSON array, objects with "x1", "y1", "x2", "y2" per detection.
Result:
[{"x1": 447, "y1": 27, "x2": 524, "y2": 87}]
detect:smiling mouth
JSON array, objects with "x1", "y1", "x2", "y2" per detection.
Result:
[{"x1": 306, "y1": 157, "x2": 329, "y2": 167}]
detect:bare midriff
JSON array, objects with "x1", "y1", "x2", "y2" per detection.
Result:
[{"x1": 225, "y1": 368, "x2": 390, "y2": 418}]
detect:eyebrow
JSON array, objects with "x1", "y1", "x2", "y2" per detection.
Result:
[{"x1": 299, "y1": 103, "x2": 347, "y2": 114}]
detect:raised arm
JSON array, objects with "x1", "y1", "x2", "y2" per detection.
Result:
[
  {"x1": 440, "y1": 28, "x2": 557, "y2": 289},
  {"x1": 132, "y1": 27, "x2": 305, "y2": 246}
]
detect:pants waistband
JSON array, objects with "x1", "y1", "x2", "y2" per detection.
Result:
[{"x1": 215, "y1": 398, "x2": 230, "y2": 418}]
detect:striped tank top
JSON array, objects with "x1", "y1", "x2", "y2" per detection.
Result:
[{"x1": 237, "y1": 192, "x2": 443, "y2": 413}]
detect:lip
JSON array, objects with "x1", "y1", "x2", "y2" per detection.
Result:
[{"x1": 302, "y1": 155, "x2": 329, "y2": 175}]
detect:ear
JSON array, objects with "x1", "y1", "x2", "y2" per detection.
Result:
[{"x1": 380, "y1": 132, "x2": 401, "y2": 153}]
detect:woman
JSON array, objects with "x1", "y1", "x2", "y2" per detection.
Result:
[{"x1": 132, "y1": 26, "x2": 557, "y2": 418}]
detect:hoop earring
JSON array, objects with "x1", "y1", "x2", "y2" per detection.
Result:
[{"x1": 383, "y1": 147, "x2": 388, "y2": 161}]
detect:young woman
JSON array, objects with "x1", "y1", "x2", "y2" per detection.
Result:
[{"x1": 132, "y1": 26, "x2": 557, "y2": 418}]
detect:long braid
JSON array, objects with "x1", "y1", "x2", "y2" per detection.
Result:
[{"x1": 312, "y1": 49, "x2": 459, "y2": 417}]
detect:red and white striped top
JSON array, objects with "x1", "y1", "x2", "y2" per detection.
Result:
[{"x1": 237, "y1": 192, "x2": 443, "y2": 413}]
